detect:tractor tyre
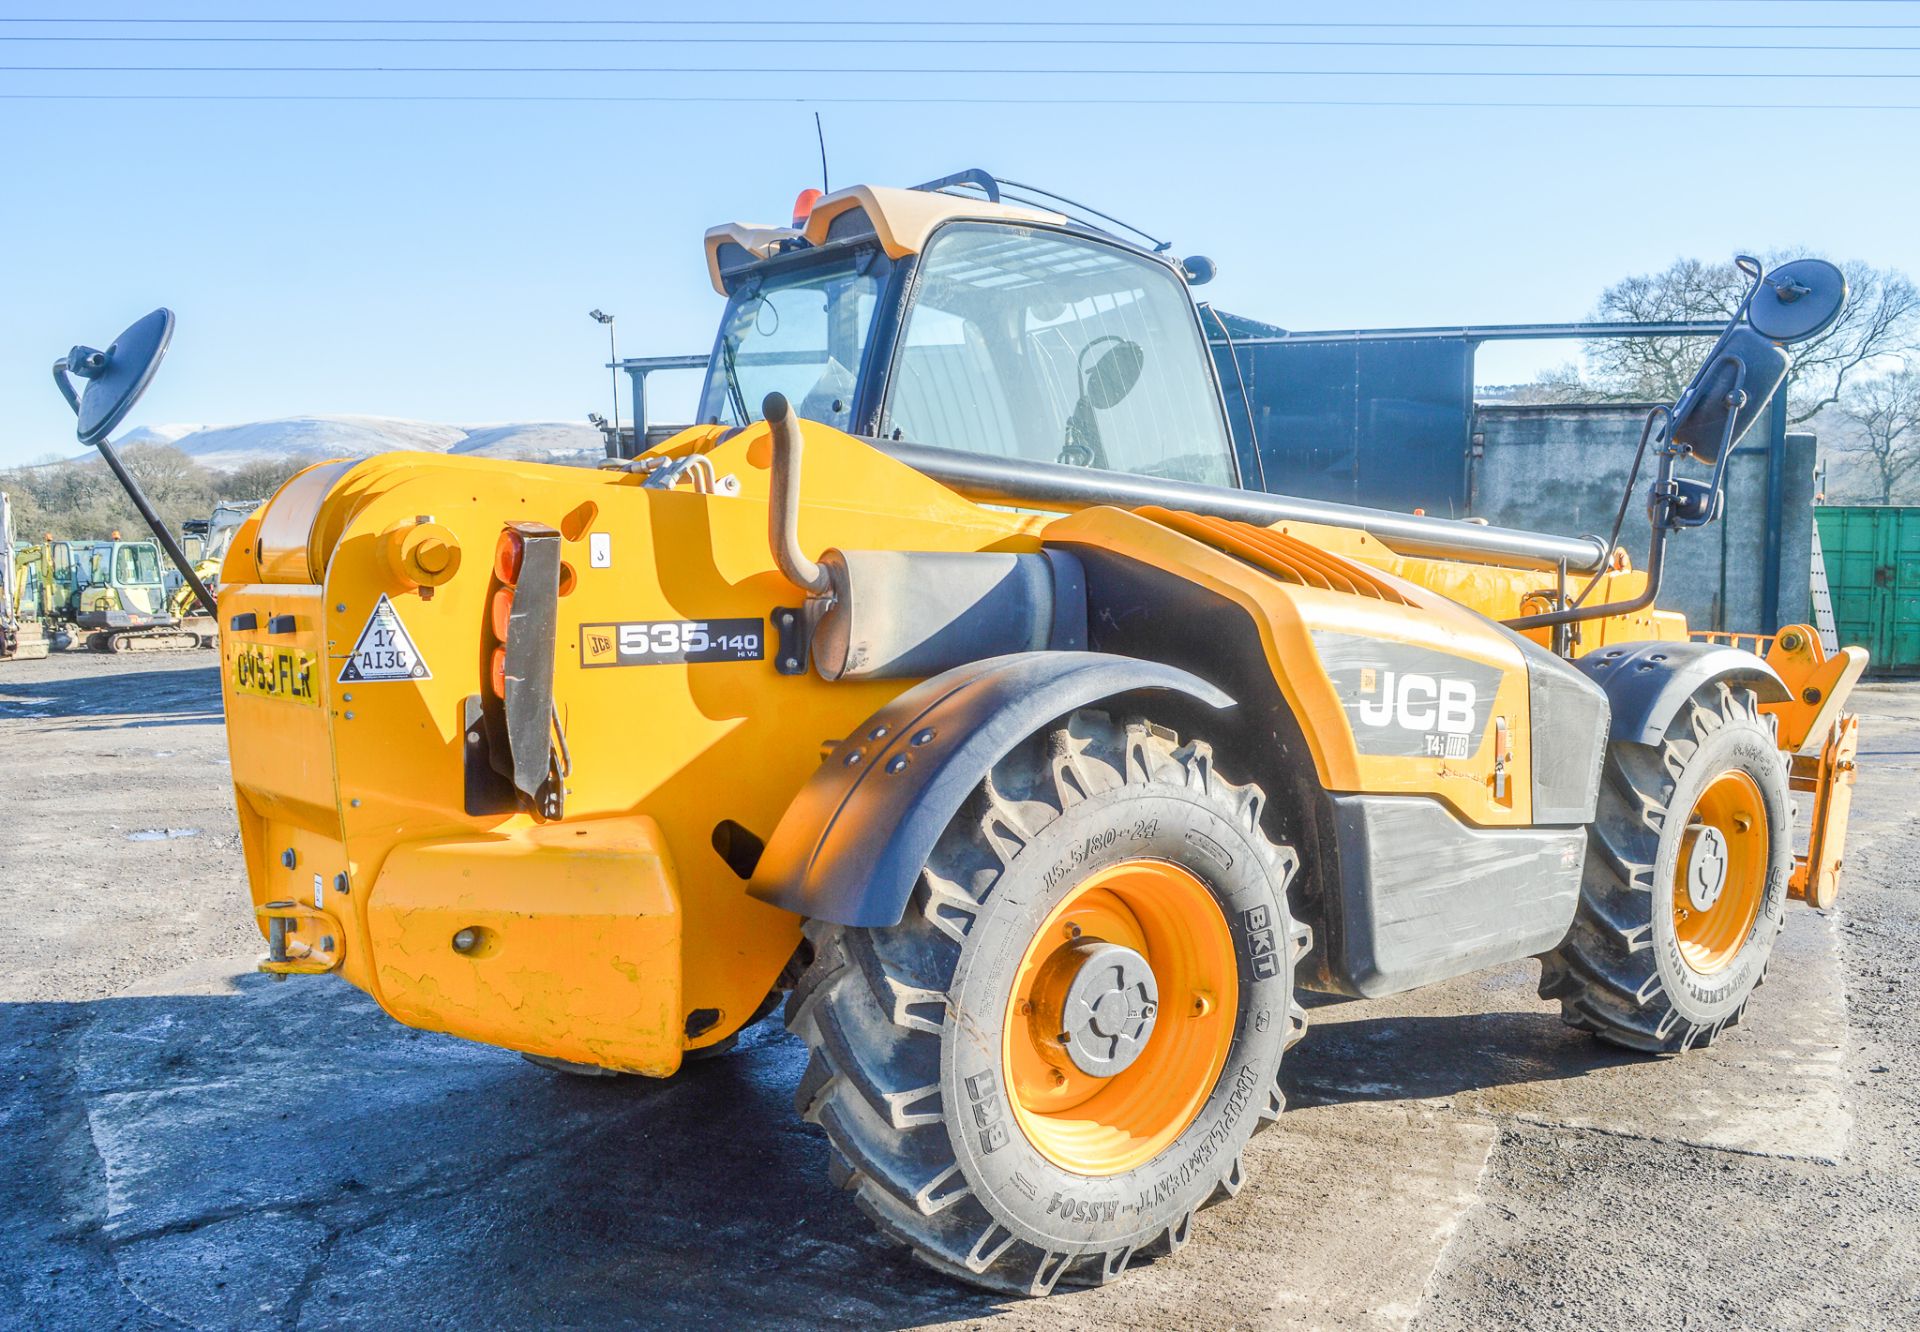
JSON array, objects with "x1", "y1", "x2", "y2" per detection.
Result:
[
  {"x1": 786, "y1": 710, "x2": 1309, "y2": 1296},
  {"x1": 1539, "y1": 679, "x2": 1791, "y2": 1053}
]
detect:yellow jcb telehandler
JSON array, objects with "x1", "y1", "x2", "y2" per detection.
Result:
[{"x1": 62, "y1": 175, "x2": 1865, "y2": 1297}]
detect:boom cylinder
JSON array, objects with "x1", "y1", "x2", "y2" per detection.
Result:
[{"x1": 876, "y1": 438, "x2": 1611, "y2": 575}]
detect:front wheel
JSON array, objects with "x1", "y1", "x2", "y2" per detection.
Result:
[
  {"x1": 1540, "y1": 679, "x2": 1791, "y2": 1052},
  {"x1": 786, "y1": 711, "x2": 1308, "y2": 1296}
]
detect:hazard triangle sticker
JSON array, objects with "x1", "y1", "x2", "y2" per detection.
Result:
[{"x1": 339, "y1": 593, "x2": 432, "y2": 683}]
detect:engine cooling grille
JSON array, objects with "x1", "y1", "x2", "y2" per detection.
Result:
[{"x1": 1135, "y1": 506, "x2": 1414, "y2": 605}]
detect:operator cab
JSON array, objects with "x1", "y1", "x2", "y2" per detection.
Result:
[
  {"x1": 696, "y1": 173, "x2": 1239, "y2": 489},
  {"x1": 73, "y1": 538, "x2": 166, "y2": 615}
]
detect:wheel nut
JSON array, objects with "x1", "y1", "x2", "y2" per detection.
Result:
[
  {"x1": 1050, "y1": 1068, "x2": 1067, "y2": 1087},
  {"x1": 452, "y1": 927, "x2": 480, "y2": 954}
]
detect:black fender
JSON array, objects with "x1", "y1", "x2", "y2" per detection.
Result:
[
  {"x1": 1574, "y1": 640, "x2": 1789, "y2": 747},
  {"x1": 748, "y1": 651, "x2": 1234, "y2": 927}
]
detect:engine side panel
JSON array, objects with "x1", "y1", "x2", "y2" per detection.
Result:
[
  {"x1": 1504, "y1": 628, "x2": 1611, "y2": 825},
  {"x1": 1048, "y1": 505, "x2": 1536, "y2": 827},
  {"x1": 1321, "y1": 794, "x2": 1586, "y2": 997}
]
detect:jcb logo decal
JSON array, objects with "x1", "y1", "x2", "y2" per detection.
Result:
[
  {"x1": 1310, "y1": 630, "x2": 1503, "y2": 761},
  {"x1": 1356, "y1": 671, "x2": 1478, "y2": 735}
]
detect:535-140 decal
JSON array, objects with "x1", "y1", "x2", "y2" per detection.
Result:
[{"x1": 581, "y1": 618, "x2": 764, "y2": 667}]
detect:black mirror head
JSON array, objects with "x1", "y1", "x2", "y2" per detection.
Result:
[
  {"x1": 1669, "y1": 325, "x2": 1789, "y2": 465},
  {"x1": 1665, "y1": 477, "x2": 1725, "y2": 526},
  {"x1": 57, "y1": 308, "x2": 175, "y2": 445},
  {"x1": 1181, "y1": 255, "x2": 1218, "y2": 286},
  {"x1": 1748, "y1": 258, "x2": 1848, "y2": 346},
  {"x1": 1085, "y1": 339, "x2": 1146, "y2": 411}
]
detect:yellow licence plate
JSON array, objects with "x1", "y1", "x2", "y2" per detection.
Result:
[{"x1": 230, "y1": 643, "x2": 320, "y2": 706}]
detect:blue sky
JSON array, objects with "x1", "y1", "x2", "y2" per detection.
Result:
[{"x1": 4, "y1": 0, "x2": 1919, "y2": 465}]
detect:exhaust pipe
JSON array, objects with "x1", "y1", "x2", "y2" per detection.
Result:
[{"x1": 763, "y1": 393, "x2": 834, "y2": 597}]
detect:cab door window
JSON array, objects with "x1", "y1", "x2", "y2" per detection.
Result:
[{"x1": 885, "y1": 225, "x2": 1235, "y2": 487}]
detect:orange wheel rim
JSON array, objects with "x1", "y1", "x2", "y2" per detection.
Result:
[
  {"x1": 1001, "y1": 858, "x2": 1238, "y2": 1176},
  {"x1": 1672, "y1": 770, "x2": 1768, "y2": 974}
]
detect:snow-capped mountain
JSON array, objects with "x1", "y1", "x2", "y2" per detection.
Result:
[{"x1": 100, "y1": 415, "x2": 607, "y2": 471}]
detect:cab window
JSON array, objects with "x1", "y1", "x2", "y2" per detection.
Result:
[
  {"x1": 885, "y1": 225, "x2": 1235, "y2": 487},
  {"x1": 115, "y1": 544, "x2": 160, "y2": 585},
  {"x1": 699, "y1": 250, "x2": 885, "y2": 431}
]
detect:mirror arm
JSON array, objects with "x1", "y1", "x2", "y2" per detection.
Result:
[
  {"x1": 51, "y1": 357, "x2": 81, "y2": 414},
  {"x1": 89, "y1": 435, "x2": 217, "y2": 618},
  {"x1": 1674, "y1": 354, "x2": 1752, "y2": 529},
  {"x1": 1505, "y1": 448, "x2": 1679, "y2": 633}
]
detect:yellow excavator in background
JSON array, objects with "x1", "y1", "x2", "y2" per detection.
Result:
[
  {"x1": 169, "y1": 499, "x2": 262, "y2": 619},
  {"x1": 1, "y1": 492, "x2": 50, "y2": 661},
  {"x1": 21, "y1": 532, "x2": 210, "y2": 652}
]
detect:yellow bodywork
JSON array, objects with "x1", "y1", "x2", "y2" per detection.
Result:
[
  {"x1": 221, "y1": 426, "x2": 1043, "y2": 1072},
  {"x1": 214, "y1": 419, "x2": 1839, "y2": 1074},
  {"x1": 1691, "y1": 627, "x2": 1869, "y2": 909}
]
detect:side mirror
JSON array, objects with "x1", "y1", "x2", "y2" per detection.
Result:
[
  {"x1": 53, "y1": 308, "x2": 175, "y2": 445},
  {"x1": 1669, "y1": 326, "x2": 1790, "y2": 464},
  {"x1": 1180, "y1": 255, "x2": 1217, "y2": 286},
  {"x1": 1669, "y1": 257, "x2": 1847, "y2": 465},
  {"x1": 1084, "y1": 338, "x2": 1145, "y2": 410},
  {"x1": 50, "y1": 308, "x2": 216, "y2": 616},
  {"x1": 1748, "y1": 257, "x2": 1848, "y2": 345}
]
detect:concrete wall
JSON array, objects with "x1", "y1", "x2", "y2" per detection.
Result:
[{"x1": 1469, "y1": 404, "x2": 1815, "y2": 633}]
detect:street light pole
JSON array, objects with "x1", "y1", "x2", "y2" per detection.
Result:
[{"x1": 590, "y1": 308, "x2": 620, "y2": 446}]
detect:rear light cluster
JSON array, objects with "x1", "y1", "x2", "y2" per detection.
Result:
[
  {"x1": 486, "y1": 526, "x2": 576, "y2": 699},
  {"x1": 487, "y1": 530, "x2": 522, "y2": 698}
]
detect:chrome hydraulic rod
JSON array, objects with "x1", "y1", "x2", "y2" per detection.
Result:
[{"x1": 874, "y1": 438, "x2": 1611, "y2": 575}]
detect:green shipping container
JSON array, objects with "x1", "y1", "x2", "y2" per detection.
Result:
[{"x1": 1814, "y1": 506, "x2": 1920, "y2": 673}]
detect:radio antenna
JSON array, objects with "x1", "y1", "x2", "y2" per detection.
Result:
[{"x1": 814, "y1": 111, "x2": 830, "y2": 194}]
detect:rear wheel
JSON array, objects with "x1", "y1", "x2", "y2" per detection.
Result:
[
  {"x1": 1540, "y1": 679, "x2": 1791, "y2": 1052},
  {"x1": 787, "y1": 711, "x2": 1308, "y2": 1295}
]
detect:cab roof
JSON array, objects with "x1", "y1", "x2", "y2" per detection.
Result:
[{"x1": 703, "y1": 182, "x2": 1067, "y2": 296}]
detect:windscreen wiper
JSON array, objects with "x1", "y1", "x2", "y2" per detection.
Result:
[{"x1": 721, "y1": 339, "x2": 751, "y2": 426}]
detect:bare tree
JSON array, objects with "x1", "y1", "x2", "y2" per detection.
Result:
[
  {"x1": 219, "y1": 454, "x2": 323, "y2": 504},
  {"x1": 117, "y1": 444, "x2": 207, "y2": 508},
  {"x1": 1548, "y1": 254, "x2": 1920, "y2": 422},
  {"x1": 1836, "y1": 369, "x2": 1920, "y2": 504}
]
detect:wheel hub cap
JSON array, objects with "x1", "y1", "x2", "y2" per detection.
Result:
[
  {"x1": 1052, "y1": 941, "x2": 1159, "y2": 1077},
  {"x1": 1002, "y1": 857, "x2": 1240, "y2": 1176},
  {"x1": 1684, "y1": 823, "x2": 1731, "y2": 913},
  {"x1": 1671, "y1": 770, "x2": 1769, "y2": 976}
]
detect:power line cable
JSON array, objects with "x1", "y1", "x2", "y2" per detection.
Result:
[
  {"x1": 6, "y1": 93, "x2": 1918, "y2": 110},
  {"x1": 6, "y1": 35, "x2": 1920, "y2": 51},
  {"x1": 12, "y1": 63, "x2": 1920, "y2": 79},
  {"x1": 4, "y1": 16, "x2": 1920, "y2": 29}
]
